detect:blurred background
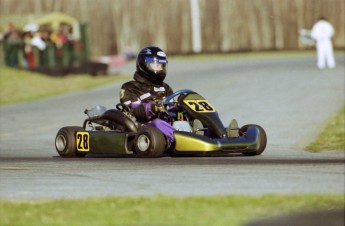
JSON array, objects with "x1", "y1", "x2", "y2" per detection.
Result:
[{"x1": 0, "y1": 0, "x2": 344, "y2": 74}]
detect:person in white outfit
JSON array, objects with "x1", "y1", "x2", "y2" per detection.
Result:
[{"x1": 311, "y1": 17, "x2": 336, "y2": 69}]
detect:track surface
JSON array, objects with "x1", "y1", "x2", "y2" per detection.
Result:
[{"x1": 0, "y1": 52, "x2": 344, "y2": 200}]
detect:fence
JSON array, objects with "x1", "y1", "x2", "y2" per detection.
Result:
[{"x1": 1, "y1": 0, "x2": 344, "y2": 57}]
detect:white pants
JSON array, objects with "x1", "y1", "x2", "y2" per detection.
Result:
[{"x1": 316, "y1": 40, "x2": 335, "y2": 69}]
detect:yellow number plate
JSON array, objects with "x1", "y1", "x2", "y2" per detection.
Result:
[
  {"x1": 76, "y1": 132, "x2": 90, "y2": 152},
  {"x1": 183, "y1": 100, "x2": 216, "y2": 112}
]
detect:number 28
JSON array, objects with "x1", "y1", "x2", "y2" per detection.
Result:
[
  {"x1": 184, "y1": 100, "x2": 215, "y2": 112},
  {"x1": 76, "y1": 132, "x2": 89, "y2": 152}
]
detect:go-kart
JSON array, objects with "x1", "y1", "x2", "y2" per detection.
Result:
[{"x1": 55, "y1": 89, "x2": 267, "y2": 158}]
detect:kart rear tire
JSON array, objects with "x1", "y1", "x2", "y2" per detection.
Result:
[
  {"x1": 240, "y1": 124, "x2": 267, "y2": 156},
  {"x1": 55, "y1": 126, "x2": 87, "y2": 158},
  {"x1": 134, "y1": 127, "x2": 166, "y2": 158}
]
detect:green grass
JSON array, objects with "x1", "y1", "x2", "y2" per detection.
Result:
[
  {"x1": 0, "y1": 194, "x2": 343, "y2": 226},
  {"x1": 306, "y1": 106, "x2": 345, "y2": 152},
  {"x1": 0, "y1": 66, "x2": 130, "y2": 105}
]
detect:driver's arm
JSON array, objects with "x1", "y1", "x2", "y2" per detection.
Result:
[{"x1": 120, "y1": 87, "x2": 158, "y2": 123}]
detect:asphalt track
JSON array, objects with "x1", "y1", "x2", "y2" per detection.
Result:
[{"x1": 0, "y1": 52, "x2": 344, "y2": 200}]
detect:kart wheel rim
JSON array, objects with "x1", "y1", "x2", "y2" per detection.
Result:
[
  {"x1": 56, "y1": 135, "x2": 67, "y2": 152},
  {"x1": 137, "y1": 135, "x2": 150, "y2": 152}
]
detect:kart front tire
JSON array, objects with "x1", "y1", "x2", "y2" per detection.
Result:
[
  {"x1": 134, "y1": 127, "x2": 166, "y2": 158},
  {"x1": 55, "y1": 126, "x2": 87, "y2": 158},
  {"x1": 241, "y1": 124, "x2": 267, "y2": 156}
]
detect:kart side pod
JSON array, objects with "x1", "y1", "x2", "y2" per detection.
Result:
[{"x1": 174, "y1": 126, "x2": 260, "y2": 153}]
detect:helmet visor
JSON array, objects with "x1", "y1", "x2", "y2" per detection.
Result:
[{"x1": 145, "y1": 57, "x2": 167, "y2": 74}]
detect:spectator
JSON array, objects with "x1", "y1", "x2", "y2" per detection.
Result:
[
  {"x1": 50, "y1": 27, "x2": 70, "y2": 65},
  {"x1": 311, "y1": 17, "x2": 336, "y2": 69},
  {"x1": 31, "y1": 31, "x2": 47, "y2": 51},
  {"x1": 23, "y1": 31, "x2": 35, "y2": 69},
  {"x1": 3, "y1": 23, "x2": 22, "y2": 67},
  {"x1": 22, "y1": 24, "x2": 39, "y2": 69}
]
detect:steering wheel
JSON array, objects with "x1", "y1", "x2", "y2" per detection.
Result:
[{"x1": 162, "y1": 89, "x2": 196, "y2": 105}]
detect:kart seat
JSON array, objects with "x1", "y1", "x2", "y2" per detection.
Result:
[{"x1": 100, "y1": 109, "x2": 138, "y2": 133}]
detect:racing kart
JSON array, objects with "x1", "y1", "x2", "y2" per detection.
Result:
[{"x1": 55, "y1": 89, "x2": 267, "y2": 158}]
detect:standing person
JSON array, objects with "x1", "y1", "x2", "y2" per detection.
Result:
[
  {"x1": 311, "y1": 17, "x2": 336, "y2": 69},
  {"x1": 119, "y1": 46, "x2": 175, "y2": 142},
  {"x1": 3, "y1": 23, "x2": 22, "y2": 67}
]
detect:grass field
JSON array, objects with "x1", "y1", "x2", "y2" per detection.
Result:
[
  {"x1": 0, "y1": 194, "x2": 343, "y2": 226},
  {"x1": 306, "y1": 106, "x2": 345, "y2": 152},
  {"x1": 0, "y1": 66, "x2": 130, "y2": 105}
]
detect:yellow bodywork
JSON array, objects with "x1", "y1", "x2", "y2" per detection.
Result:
[{"x1": 174, "y1": 132, "x2": 221, "y2": 152}]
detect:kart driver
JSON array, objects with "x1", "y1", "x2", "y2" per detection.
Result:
[{"x1": 119, "y1": 46, "x2": 175, "y2": 142}]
